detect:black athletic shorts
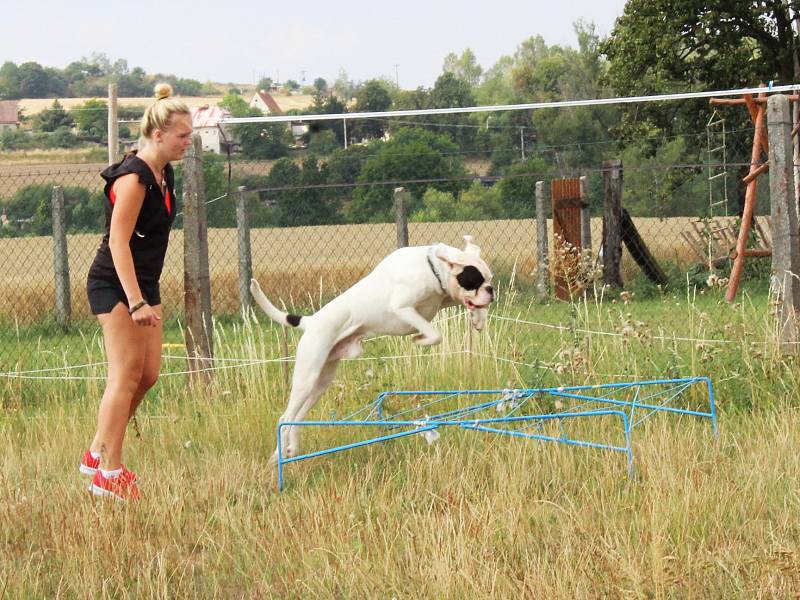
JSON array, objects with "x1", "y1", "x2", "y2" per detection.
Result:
[{"x1": 86, "y1": 277, "x2": 161, "y2": 315}]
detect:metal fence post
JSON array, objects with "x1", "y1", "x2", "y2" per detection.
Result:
[
  {"x1": 394, "y1": 187, "x2": 409, "y2": 248},
  {"x1": 580, "y1": 175, "x2": 592, "y2": 251},
  {"x1": 535, "y1": 180, "x2": 549, "y2": 301},
  {"x1": 51, "y1": 186, "x2": 71, "y2": 326},
  {"x1": 107, "y1": 83, "x2": 118, "y2": 165},
  {"x1": 767, "y1": 94, "x2": 800, "y2": 354},
  {"x1": 183, "y1": 135, "x2": 214, "y2": 384},
  {"x1": 236, "y1": 186, "x2": 253, "y2": 316},
  {"x1": 602, "y1": 160, "x2": 623, "y2": 289}
]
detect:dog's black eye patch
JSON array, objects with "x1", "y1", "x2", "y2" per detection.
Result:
[{"x1": 456, "y1": 266, "x2": 485, "y2": 290}]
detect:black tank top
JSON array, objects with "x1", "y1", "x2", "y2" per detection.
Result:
[{"x1": 88, "y1": 152, "x2": 176, "y2": 285}]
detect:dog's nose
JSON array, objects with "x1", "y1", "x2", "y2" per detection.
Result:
[{"x1": 486, "y1": 286, "x2": 494, "y2": 297}]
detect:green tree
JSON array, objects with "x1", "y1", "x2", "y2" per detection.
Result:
[
  {"x1": 256, "y1": 77, "x2": 274, "y2": 91},
  {"x1": 496, "y1": 156, "x2": 552, "y2": 219},
  {"x1": 263, "y1": 156, "x2": 339, "y2": 226},
  {"x1": 307, "y1": 129, "x2": 339, "y2": 155},
  {"x1": 313, "y1": 77, "x2": 328, "y2": 95},
  {"x1": 44, "y1": 126, "x2": 80, "y2": 149},
  {"x1": 621, "y1": 138, "x2": 706, "y2": 217},
  {"x1": 17, "y1": 62, "x2": 49, "y2": 97},
  {"x1": 115, "y1": 66, "x2": 151, "y2": 96},
  {"x1": 600, "y1": 1, "x2": 798, "y2": 140},
  {"x1": 345, "y1": 127, "x2": 466, "y2": 223},
  {"x1": 324, "y1": 145, "x2": 371, "y2": 200},
  {"x1": 442, "y1": 49, "x2": 483, "y2": 86},
  {"x1": 71, "y1": 98, "x2": 108, "y2": 142},
  {"x1": 351, "y1": 79, "x2": 393, "y2": 141},
  {"x1": 0, "y1": 61, "x2": 20, "y2": 98},
  {"x1": 332, "y1": 69, "x2": 355, "y2": 100},
  {"x1": 427, "y1": 72, "x2": 477, "y2": 148},
  {"x1": 219, "y1": 94, "x2": 292, "y2": 159},
  {"x1": 32, "y1": 100, "x2": 74, "y2": 132},
  {"x1": 412, "y1": 182, "x2": 503, "y2": 222},
  {"x1": 308, "y1": 94, "x2": 347, "y2": 144}
]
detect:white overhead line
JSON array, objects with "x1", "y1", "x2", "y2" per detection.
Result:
[{"x1": 220, "y1": 83, "x2": 800, "y2": 125}]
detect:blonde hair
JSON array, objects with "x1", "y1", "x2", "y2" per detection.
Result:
[{"x1": 139, "y1": 83, "x2": 191, "y2": 140}]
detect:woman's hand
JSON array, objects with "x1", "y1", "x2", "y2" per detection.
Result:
[{"x1": 130, "y1": 302, "x2": 161, "y2": 327}]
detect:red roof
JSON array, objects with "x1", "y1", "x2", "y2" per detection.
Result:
[
  {"x1": 256, "y1": 90, "x2": 283, "y2": 115},
  {"x1": 0, "y1": 100, "x2": 19, "y2": 124},
  {"x1": 191, "y1": 105, "x2": 230, "y2": 128}
]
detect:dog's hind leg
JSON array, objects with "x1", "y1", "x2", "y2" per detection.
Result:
[
  {"x1": 271, "y1": 332, "x2": 339, "y2": 463},
  {"x1": 286, "y1": 358, "x2": 342, "y2": 454}
]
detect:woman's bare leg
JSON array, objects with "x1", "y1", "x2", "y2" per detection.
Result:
[{"x1": 89, "y1": 303, "x2": 160, "y2": 470}]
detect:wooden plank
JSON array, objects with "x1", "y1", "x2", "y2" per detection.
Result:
[
  {"x1": 681, "y1": 231, "x2": 709, "y2": 263},
  {"x1": 621, "y1": 209, "x2": 669, "y2": 286}
]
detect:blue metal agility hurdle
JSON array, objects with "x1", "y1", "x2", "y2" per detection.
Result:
[{"x1": 276, "y1": 376, "x2": 717, "y2": 491}]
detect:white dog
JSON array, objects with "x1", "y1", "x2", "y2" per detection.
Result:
[{"x1": 250, "y1": 235, "x2": 495, "y2": 462}]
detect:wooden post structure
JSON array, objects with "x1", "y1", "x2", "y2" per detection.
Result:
[
  {"x1": 394, "y1": 187, "x2": 409, "y2": 248},
  {"x1": 235, "y1": 186, "x2": 253, "y2": 316},
  {"x1": 107, "y1": 83, "x2": 118, "y2": 165},
  {"x1": 551, "y1": 178, "x2": 585, "y2": 300},
  {"x1": 183, "y1": 135, "x2": 214, "y2": 384},
  {"x1": 51, "y1": 186, "x2": 71, "y2": 327},
  {"x1": 580, "y1": 175, "x2": 592, "y2": 251},
  {"x1": 535, "y1": 181, "x2": 549, "y2": 300},
  {"x1": 725, "y1": 92, "x2": 769, "y2": 302},
  {"x1": 602, "y1": 160, "x2": 623, "y2": 289},
  {"x1": 766, "y1": 94, "x2": 800, "y2": 353}
]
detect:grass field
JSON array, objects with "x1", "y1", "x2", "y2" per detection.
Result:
[
  {"x1": 1, "y1": 283, "x2": 799, "y2": 596},
  {"x1": 0, "y1": 216, "x2": 720, "y2": 325}
]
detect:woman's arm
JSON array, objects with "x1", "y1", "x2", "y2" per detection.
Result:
[{"x1": 108, "y1": 173, "x2": 159, "y2": 326}]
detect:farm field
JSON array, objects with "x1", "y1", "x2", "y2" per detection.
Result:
[
  {"x1": 0, "y1": 216, "x2": 731, "y2": 325},
  {"x1": 1, "y1": 287, "x2": 798, "y2": 597}
]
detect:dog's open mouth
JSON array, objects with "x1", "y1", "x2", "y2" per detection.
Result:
[{"x1": 463, "y1": 299, "x2": 490, "y2": 311}]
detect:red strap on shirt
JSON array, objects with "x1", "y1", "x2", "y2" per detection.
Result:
[{"x1": 109, "y1": 184, "x2": 171, "y2": 215}]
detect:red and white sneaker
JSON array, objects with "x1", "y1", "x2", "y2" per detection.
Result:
[
  {"x1": 90, "y1": 467, "x2": 141, "y2": 502},
  {"x1": 79, "y1": 450, "x2": 100, "y2": 476}
]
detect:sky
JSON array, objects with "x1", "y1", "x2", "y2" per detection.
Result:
[{"x1": 4, "y1": 0, "x2": 629, "y2": 89}]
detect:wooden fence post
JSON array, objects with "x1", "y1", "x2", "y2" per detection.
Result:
[
  {"x1": 236, "y1": 186, "x2": 253, "y2": 316},
  {"x1": 602, "y1": 160, "x2": 623, "y2": 289},
  {"x1": 767, "y1": 94, "x2": 800, "y2": 354},
  {"x1": 183, "y1": 135, "x2": 214, "y2": 384},
  {"x1": 51, "y1": 186, "x2": 71, "y2": 326},
  {"x1": 535, "y1": 181, "x2": 549, "y2": 300},
  {"x1": 107, "y1": 83, "x2": 118, "y2": 165},
  {"x1": 394, "y1": 187, "x2": 409, "y2": 248},
  {"x1": 580, "y1": 175, "x2": 592, "y2": 251}
]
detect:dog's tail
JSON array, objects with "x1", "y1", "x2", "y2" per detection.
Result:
[{"x1": 249, "y1": 279, "x2": 306, "y2": 331}]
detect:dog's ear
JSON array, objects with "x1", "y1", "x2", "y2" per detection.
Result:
[
  {"x1": 435, "y1": 243, "x2": 471, "y2": 267},
  {"x1": 463, "y1": 235, "x2": 481, "y2": 257}
]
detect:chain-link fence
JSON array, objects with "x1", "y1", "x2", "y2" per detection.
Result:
[{"x1": 0, "y1": 115, "x2": 783, "y2": 377}]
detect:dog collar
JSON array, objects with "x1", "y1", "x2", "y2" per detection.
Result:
[{"x1": 427, "y1": 246, "x2": 447, "y2": 294}]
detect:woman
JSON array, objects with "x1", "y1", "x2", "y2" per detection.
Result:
[{"x1": 80, "y1": 83, "x2": 193, "y2": 501}]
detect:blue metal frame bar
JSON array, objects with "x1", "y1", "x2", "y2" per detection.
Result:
[
  {"x1": 274, "y1": 377, "x2": 716, "y2": 490},
  {"x1": 459, "y1": 409, "x2": 634, "y2": 475}
]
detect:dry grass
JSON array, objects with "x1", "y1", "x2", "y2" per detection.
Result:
[
  {"x1": 1, "y1": 291, "x2": 799, "y2": 597},
  {"x1": 18, "y1": 96, "x2": 229, "y2": 116},
  {"x1": 0, "y1": 217, "x2": 713, "y2": 324}
]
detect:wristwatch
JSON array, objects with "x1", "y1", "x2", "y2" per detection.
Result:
[{"x1": 128, "y1": 300, "x2": 148, "y2": 315}]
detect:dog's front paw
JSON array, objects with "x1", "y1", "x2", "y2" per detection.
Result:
[
  {"x1": 412, "y1": 332, "x2": 442, "y2": 346},
  {"x1": 469, "y1": 307, "x2": 488, "y2": 330}
]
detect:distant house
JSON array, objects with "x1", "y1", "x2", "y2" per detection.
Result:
[
  {"x1": 248, "y1": 90, "x2": 311, "y2": 146},
  {"x1": 0, "y1": 100, "x2": 20, "y2": 132},
  {"x1": 249, "y1": 90, "x2": 283, "y2": 115},
  {"x1": 191, "y1": 105, "x2": 235, "y2": 154}
]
